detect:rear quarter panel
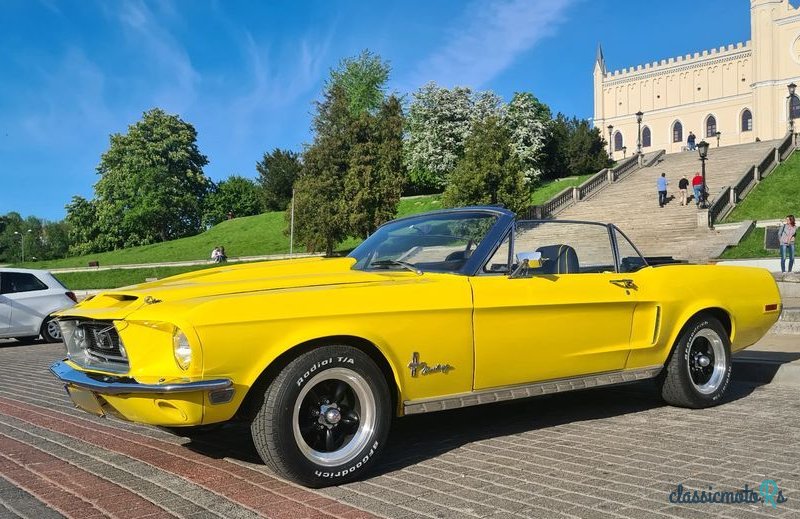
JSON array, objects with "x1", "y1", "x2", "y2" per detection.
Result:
[{"x1": 626, "y1": 265, "x2": 780, "y2": 369}]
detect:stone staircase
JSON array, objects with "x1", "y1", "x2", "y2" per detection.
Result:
[{"x1": 556, "y1": 139, "x2": 781, "y2": 263}]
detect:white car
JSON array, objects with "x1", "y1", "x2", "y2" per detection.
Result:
[{"x1": 0, "y1": 268, "x2": 77, "y2": 342}]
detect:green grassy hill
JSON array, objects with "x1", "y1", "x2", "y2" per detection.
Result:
[
  {"x1": 724, "y1": 152, "x2": 800, "y2": 222},
  {"x1": 22, "y1": 195, "x2": 444, "y2": 269},
  {"x1": 32, "y1": 177, "x2": 595, "y2": 287},
  {"x1": 719, "y1": 152, "x2": 800, "y2": 258}
]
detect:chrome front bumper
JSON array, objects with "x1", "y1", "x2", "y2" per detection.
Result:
[{"x1": 49, "y1": 360, "x2": 233, "y2": 395}]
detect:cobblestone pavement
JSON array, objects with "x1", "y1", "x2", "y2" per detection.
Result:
[{"x1": 1, "y1": 339, "x2": 798, "y2": 519}]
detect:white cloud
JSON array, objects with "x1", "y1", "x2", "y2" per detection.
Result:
[
  {"x1": 114, "y1": 0, "x2": 199, "y2": 111},
  {"x1": 223, "y1": 29, "x2": 333, "y2": 145},
  {"x1": 408, "y1": 0, "x2": 575, "y2": 89}
]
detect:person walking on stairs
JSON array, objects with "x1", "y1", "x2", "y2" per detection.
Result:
[
  {"x1": 779, "y1": 215, "x2": 797, "y2": 273},
  {"x1": 691, "y1": 172, "x2": 703, "y2": 206},
  {"x1": 657, "y1": 173, "x2": 668, "y2": 208},
  {"x1": 678, "y1": 175, "x2": 689, "y2": 206}
]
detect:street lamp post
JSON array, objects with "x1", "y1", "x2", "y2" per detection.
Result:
[
  {"x1": 697, "y1": 141, "x2": 710, "y2": 209},
  {"x1": 788, "y1": 83, "x2": 797, "y2": 134},
  {"x1": 622, "y1": 146, "x2": 627, "y2": 159},
  {"x1": 13, "y1": 229, "x2": 31, "y2": 263},
  {"x1": 635, "y1": 111, "x2": 644, "y2": 156},
  {"x1": 607, "y1": 124, "x2": 614, "y2": 158},
  {"x1": 715, "y1": 131, "x2": 721, "y2": 148}
]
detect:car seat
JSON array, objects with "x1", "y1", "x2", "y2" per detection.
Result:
[{"x1": 534, "y1": 244, "x2": 579, "y2": 274}]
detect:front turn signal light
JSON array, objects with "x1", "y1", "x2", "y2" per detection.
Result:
[{"x1": 172, "y1": 328, "x2": 192, "y2": 371}]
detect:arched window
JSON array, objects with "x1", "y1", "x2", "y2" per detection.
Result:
[
  {"x1": 642, "y1": 126, "x2": 651, "y2": 147},
  {"x1": 741, "y1": 109, "x2": 753, "y2": 132},
  {"x1": 614, "y1": 131, "x2": 623, "y2": 151},
  {"x1": 672, "y1": 121, "x2": 683, "y2": 143},
  {"x1": 706, "y1": 115, "x2": 717, "y2": 137},
  {"x1": 791, "y1": 96, "x2": 800, "y2": 120}
]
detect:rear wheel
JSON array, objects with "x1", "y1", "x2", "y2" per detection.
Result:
[
  {"x1": 41, "y1": 317, "x2": 62, "y2": 343},
  {"x1": 660, "y1": 315, "x2": 731, "y2": 408},
  {"x1": 250, "y1": 345, "x2": 391, "y2": 487}
]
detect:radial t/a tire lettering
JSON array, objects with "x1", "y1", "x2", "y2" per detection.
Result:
[
  {"x1": 250, "y1": 345, "x2": 391, "y2": 487},
  {"x1": 660, "y1": 315, "x2": 731, "y2": 409}
]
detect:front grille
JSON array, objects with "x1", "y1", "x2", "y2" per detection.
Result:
[
  {"x1": 80, "y1": 322, "x2": 126, "y2": 363},
  {"x1": 61, "y1": 319, "x2": 129, "y2": 373}
]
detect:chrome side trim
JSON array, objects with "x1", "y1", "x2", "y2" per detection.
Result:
[
  {"x1": 49, "y1": 361, "x2": 232, "y2": 395},
  {"x1": 402, "y1": 365, "x2": 663, "y2": 415}
]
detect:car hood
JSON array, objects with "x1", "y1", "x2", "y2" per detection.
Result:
[{"x1": 58, "y1": 257, "x2": 402, "y2": 320}]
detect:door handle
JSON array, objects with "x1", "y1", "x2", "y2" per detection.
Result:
[{"x1": 610, "y1": 279, "x2": 636, "y2": 289}]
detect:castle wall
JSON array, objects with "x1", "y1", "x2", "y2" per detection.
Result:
[{"x1": 594, "y1": 0, "x2": 800, "y2": 160}]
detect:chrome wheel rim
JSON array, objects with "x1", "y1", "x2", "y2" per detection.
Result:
[
  {"x1": 46, "y1": 320, "x2": 62, "y2": 340},
  {"x1": 292, "y1": 367, "x2": 375, "y2": 467},
  {"x1": 687, "y1": 328, "x2": 726, "y2": 394}
]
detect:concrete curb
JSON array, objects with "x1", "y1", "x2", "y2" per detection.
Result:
[{"x1": 733, "y1": 356, "x2": 800, "y2": 386}]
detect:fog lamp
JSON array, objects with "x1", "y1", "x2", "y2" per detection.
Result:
[{"x1": 172, "y1": 328, "x2": 192, "y2": 371}]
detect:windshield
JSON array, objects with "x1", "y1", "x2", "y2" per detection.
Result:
[{"x1": 349, "y1": 211, "x2": 499, "y2": 273}]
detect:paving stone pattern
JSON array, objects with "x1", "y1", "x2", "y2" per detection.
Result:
[{"x1": 0, "y1": 340, "x2": 798, "y2": 518}]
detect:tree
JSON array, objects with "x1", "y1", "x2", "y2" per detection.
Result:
[
  {"x1": 292, "y1": 85, "x2": 352, "y2": 255},
  {"x1": 203, "y1": 176, "x2": 265, "y2": 226},
  {"x1": 565, "y1": 118, "x2": 613, "y2": 176},
  {"x1": 405, "y1": 82, "x2": 474, "y2": 192},
  {"x1": 65, "y1": 196, "x2": 100, "y2": 255},
  {"x1": 328, "y1": 50, "x2": 390, "y2": 116},
  {"x1": 506, "y1": 92, "x2": 550, "y2": 183},
  {"x1": 257, "y1": 149, "x2": 302, "y2": 211},
  {"x1": 292, "y1": 52, "x2": 405, "y2": 254},
  {"x1": 541, "y1": 114, "x2": 612, "y2": 180},
  {"x1": 344, "y1": 95, "x2": 406, "y2": 238},
  {"x1": 443, "y1": 116, "x2": 528, "y2": 213},
  {"x1": 93, "y1": 108, "x2": 211, "y2": 249}
]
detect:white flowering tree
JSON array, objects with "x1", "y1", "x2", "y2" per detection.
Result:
[
  {"x1": 505, "y1": 92, "x2": 550, "y2": 184},
  {"x1": 404, "y1": 82, "x2": 475, "y2": 191}
]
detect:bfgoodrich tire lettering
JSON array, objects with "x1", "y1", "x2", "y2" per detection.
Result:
[
  {"x1": 660, "y1": 316, "x2": 731, "y2": 408},
  {"x1": 250, "y1": 345, "x2": 391, "y2": 487}
]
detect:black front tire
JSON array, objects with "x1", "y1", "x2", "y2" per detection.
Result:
[
  {"x1": 250, "y1": 345, "x2": 391, "y2": 487},
  {"x1": 41, "y1": 317, "x2": 62, "y2": 343},
  {"x1": 660, "y1": 315, "x2": 731, "y2": 408}
]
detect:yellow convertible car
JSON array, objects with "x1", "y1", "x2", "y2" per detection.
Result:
[{"x1": 50, "y1": 207, "x2": 781, "y2": 487}]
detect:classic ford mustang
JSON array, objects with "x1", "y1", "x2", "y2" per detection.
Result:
[{"x1": 50, "y1": 207, "x2": 781, "y2": 487}]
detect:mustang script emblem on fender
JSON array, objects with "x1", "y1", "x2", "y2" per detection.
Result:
[{"x1": 408, "y1": 352, "x2": 454, "y2": 377}]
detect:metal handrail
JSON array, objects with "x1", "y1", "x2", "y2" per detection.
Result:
[
  {"x1": 757, "y1": 149, "x2": 775, "y2": 176},
  {"x1": 732, "y1": 165, "x2": 756, "y2": 202},
  {"x1": 707, "y1": 186, "x2": 731, "y2": 227},
  {"x1": 778, "y1": 132, "x2": 794, "y2": 160}
]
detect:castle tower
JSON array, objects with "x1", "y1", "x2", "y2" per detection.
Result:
[
  {"x1": 593, "y1": 45, "x2": 606, "y2": 127},
  {"x1": 750, "y1": 0, "x2": 782, "y2": 138}
]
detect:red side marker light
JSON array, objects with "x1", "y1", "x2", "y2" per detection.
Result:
[{"x1": 764, "y1": 303, "x2": 779, "y2": 312}]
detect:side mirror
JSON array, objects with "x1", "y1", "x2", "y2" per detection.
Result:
[
  {"x1": 516, "y1": 251, "x2": 542, "y2": 268},
  {"x1": 509, "y1": 251, "x2": 542, "y2": 278}
]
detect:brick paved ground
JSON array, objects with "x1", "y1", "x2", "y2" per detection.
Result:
[{"x1": 0, "y1": 339, "x2": 798, "y2": 519}]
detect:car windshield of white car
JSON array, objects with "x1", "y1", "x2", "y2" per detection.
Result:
[{"x1": 350, "y1": 212, "x2": 498, "y2": 274}]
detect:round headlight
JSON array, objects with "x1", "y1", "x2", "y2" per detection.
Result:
[{"x1": 172, "y1": 328, "x2": 192, "y2": 371}]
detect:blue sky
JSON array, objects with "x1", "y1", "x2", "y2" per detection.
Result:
[{"x1": 1, "y1": 0, "x2": 754, "y2": 220}]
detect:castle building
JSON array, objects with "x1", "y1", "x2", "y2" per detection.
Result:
[{"x1": 594, "y1": 0, "x2": 800, "y2": 160}]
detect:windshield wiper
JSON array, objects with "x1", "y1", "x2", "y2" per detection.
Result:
[{"x1": 369, "y1": 259, "x2": 423, "y2": 275}]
